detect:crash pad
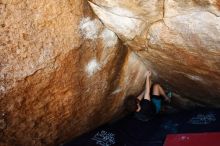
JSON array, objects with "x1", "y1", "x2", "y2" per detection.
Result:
[{"x1": 164, "y1": 132, "x2": 220, "y2": 146}]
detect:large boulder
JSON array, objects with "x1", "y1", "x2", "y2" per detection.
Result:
[
  {"x1": 0, "y1": 0, "x2": 147, "y2": 145},
  {"x1": 89, "y1": 0, "x2": 220, "y2": 107},
  {"x1": 1, "y1": 0, "x2": 220, "y2": 145}
]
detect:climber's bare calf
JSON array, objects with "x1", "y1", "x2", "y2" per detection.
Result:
[{"x1": 152, "y1": 84, "x2": 170, "y2": 102}]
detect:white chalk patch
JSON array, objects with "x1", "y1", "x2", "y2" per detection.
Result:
[
  {"x1": 79, "y1": 17, "x2": 102, "y2": 40},
  {"x1": 86, "y1": 59, "x2": 101, "y2": 77},
  {"x1": 111, "y1": 88, "x2": 122, "y2": 95},
  {"x1": 174, "y1": 71, "x2": 204, "y2": 82},
  {"x1": 185, "y1": 74, "x2": 203, "y2": 82},
  {"x1": 100, "y1": 28, "x2": 118, "y2": 48},
  {"x1": 110, "y1": 7, "x2": 135, "y2": 18},
  {"x1": 0, "y1": 85, "x2": 6, "y2": 93}
]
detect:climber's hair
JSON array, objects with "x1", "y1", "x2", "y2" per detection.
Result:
[{"x1": 124, "y1": 95, "x2": 138, "y2": 112}]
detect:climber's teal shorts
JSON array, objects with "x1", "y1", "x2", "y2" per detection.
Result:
[{"x1": 151, "y1": 95, "x2": 162, "y2": 113}]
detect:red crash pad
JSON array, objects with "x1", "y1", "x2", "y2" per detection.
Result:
[{"x1": 164, "y1": 132, "x2": 220, "y2": 146}]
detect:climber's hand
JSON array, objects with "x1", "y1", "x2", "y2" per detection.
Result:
[{"x1": 145, "y1": 71, "x2": 151, "y2": 78}]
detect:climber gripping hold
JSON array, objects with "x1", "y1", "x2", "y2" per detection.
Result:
[{"x1": 134, "y1": 70, "x2": 171, "y2": 121}]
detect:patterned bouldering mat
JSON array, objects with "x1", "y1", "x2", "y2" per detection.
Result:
[{"x1": 64, "y1": 108, "x2": 220, "y2": 146}]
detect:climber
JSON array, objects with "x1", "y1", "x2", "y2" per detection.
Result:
[{"x1": 134, "y1": 70, "x2": 171, "y2": 121}]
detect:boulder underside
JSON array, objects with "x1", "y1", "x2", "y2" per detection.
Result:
[{"x1": 0, "y1": 0, "x2": 220, "y2": 145}]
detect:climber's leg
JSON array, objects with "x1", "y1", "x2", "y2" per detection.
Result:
[{"x1": 152, "y1": 84, "x2": 170, "y2": 101}]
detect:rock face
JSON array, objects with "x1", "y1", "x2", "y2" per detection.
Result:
[
  {"x1": 0, "y1": 0, "x2": 220, "y2": 145},
  {"x1": 0, "y1": 0, "x2": 147, "y2": 145},
  {"x1": 89, "y1": 0, "x2": 220, "y2": 106}
]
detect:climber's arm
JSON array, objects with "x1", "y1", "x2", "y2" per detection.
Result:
[
  {"x1": 137, "y1": 90, "x2": 145, "y2": 101},
  {"x1": 144, "y1": 71, "x2": 151, "y2": 101}
]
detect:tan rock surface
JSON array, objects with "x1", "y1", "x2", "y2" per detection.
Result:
[
  {"x1": 89, "y1": 0, "x2": 220, "y2": 107},
  {"x1": 0, "y1": 0, "x2": 147, "y2": 145},
  {"x1": 1, "y1": 0, "x2": 220, "y2": 145}
]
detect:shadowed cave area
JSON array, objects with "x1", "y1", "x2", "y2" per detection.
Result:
[{"x1": 0, "y1": 0, "x2": 220, "y2": 146}]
